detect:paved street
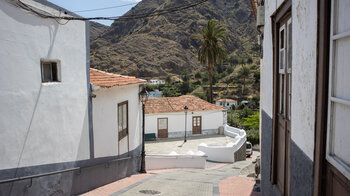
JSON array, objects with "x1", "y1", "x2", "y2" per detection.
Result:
[
  {"x1": 82, "y1": 135, "x2": 260, "y2": 196},
  {"x1": 82, "y1": 151, "x2": 260, "y2": 196}
]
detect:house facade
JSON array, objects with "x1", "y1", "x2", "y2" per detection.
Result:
[
  {"x1": 216, "y1": 98, "x2": 238, "y2": 110},
  {"x1": 145, "y1": 95, "x2": 225, "y2": 138},
  {"x1": 258, "y1": 0, "x2": 350, "y2": 195},
  {"x1": 90, "y1": 68, "x2": 145, "y2": 159},
  {"x1": 0, "y1": 1, "x2": 145, "y2": 195},
  {"x1": 0, "y1": 0, "x2": 92, "y2": 195}
]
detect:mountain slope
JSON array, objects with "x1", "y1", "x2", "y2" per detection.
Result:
[
  {"x1": 89, "y1": 22, "x2": 108, "y2": 42},
  {"x1": 90, "y1": 0, "x2": 258, "y2": 78}
]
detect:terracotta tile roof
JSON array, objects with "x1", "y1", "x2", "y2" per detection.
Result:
[
  {"x1": 90, "y1": 68, "x2": 146, "y2": 87},
  {"x1": 217, "y1": 99, "x2": 237, "y2": 103},
  {"x1": 145, "y1": 95, "x2": 224, "y2": 114}
]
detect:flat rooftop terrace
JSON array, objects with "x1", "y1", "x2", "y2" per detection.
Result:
[{"x1": 145, "y1": 134, "x2": 237, "y2": 155}]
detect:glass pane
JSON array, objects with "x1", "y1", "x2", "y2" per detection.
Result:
[
  {"x1": 280, "y1": 29, "x2": 284, "y2": 49},
  {"x1": 333, "y1": 37, "x2": 350, "y2": 100},
  {"x1": 288, "y1": 74, "x2": 292, "y2": 120},
  {"x1": 159, "y1": 119, "x2": 167, "y2": 129},
  {"x1": 42, "y1": 63, "x2": 52, "y2": 82},
  {"x1": 198, "y1": 118, "x2": 201, "y2": 125},
  {"x1": 123, "y1": 104, "x2": 127, "y2": 129},
  {"x1": 334, "y1": 0, "x2": 350, "y2": 35},
  {"x1": 279, "y1": 50, "x2": 284, "y2": 70},
  {"x1": 331, "y1": 103, "x2": 350, "y2": 167},
  {"x1": 118, "y1": 105, "x2": 123, "y2": 131},
  {"x1": 288, "y1": 22, "x2": 292, "y2": 69},
  {"x1": 280, "y1": 74, "x2": 285, "y2": 115}
]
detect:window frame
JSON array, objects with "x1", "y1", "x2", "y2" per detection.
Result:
[
  {"x1": 40, "y1": 59, "x2": 61, "y2": 83},
  {"x1": 118, "y1": 101, "x2": 129, "y2": 141},
  {"x1": 325, "y1": 0, "x2": 350, "y2": 180}
]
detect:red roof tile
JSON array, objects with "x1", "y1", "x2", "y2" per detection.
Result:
[
  {"x1": 145, "y1": 95, "x2": 224, "y2": 114},
  {"x1": 90, "y1": 68, "x2": 146, "y2": 87}
]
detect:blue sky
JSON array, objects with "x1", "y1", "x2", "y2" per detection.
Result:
[{"x1": 48, "y1": 0, "x2": 141, "y2": 26}]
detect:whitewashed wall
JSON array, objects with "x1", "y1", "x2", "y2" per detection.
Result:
[
  {"x1": 262, "y1": 0, "x2": 317, "y2": 160},
  {"x1": 0, "y1": 1, "x2": 89, "y2": 169},
  {"x1": 92, "y1": 84, "x2": 142, "y2": 158},
  {"x1": 145, "y1": 110, "x2": 224, "y2": 137}
]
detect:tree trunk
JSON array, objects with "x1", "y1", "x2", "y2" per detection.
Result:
[{"x1": 209, "y1": 63, "x2": 213, "y2": 103}]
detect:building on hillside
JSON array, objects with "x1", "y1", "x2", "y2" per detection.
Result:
[
  {"x1": 254, "y1": 0, "x2": 350, "y2": 195},
  {"x1": 0, "y1": 0, "x2": 92, "y2": 195},
  {"x1": 148, "y1": 79, "x2": 165, "y2": 85},
  {"x1": 216, "y1": 99, "x2": 238, "y2": 109},
  {"x1": 145, "y1": 95, "x2": 225, "y2": 138}
]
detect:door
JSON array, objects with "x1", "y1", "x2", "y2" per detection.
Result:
[
  {"x1": 324, "y1": 0, "x2": 350, "y2": 194},
  {"x1": 192, "y1": 116, "x2": 202, "y2": 134},
  {"x1": 273, "y1": 15, "x2": 292, "y2": 196},
  {"x1": 157, "y1": 118, "x2": 168, "y2": 138}
]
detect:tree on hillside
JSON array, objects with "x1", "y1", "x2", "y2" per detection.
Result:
[
  {"x1": 191, "y1": 20, "x2": 228, "y2": 103},
  {"x1": 239, "y1": 58, "x2": 246, "y2": 67},
  {"x1": 165, "y1": 74, "x2": 172, "y2": 85},
  {"x1": 239, "y1": 65, "x2": 250, "y2": 96}
]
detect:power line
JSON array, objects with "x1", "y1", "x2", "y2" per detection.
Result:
[
  {"x1": 15, "y1": 0, "x2": 208, "y2": 22},
  {"x1": 73, "y1": 2, "x2": 138, "y2": 13}
]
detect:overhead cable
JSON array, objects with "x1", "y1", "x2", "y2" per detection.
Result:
[
  {"x1": 15, "y1": 0, "x2": 208, "y2": 22},
  {"x1": 73, "y1": 2, "x2": 138, "y2": 13}
]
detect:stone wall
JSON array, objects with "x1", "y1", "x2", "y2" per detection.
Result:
[{"x1": 234, "y1": 142, "x2": 246, "y2": 162}]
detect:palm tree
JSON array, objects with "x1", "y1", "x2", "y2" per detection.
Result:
[
  {"x1": 239, "y1": 65, "x2": 250, "y2": 96},
  {"x1": 192, "y1": 20, "x2": 228, "y2": 103}
]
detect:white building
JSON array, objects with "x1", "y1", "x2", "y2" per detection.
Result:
[
  {"x1": 0, "y1": 0, "x2": 91, "y2": 195},
  {"x1": 90, "y1": 68, "x2": 146, "y2": 158},
  {"x1": 253, "y1": 0, "x2": 350, "y2": 195},
  {"x1": 216, "y1": 99, "x2": 238, "y2": 110},
  {"x1": 148, "y1": 79, "x2": 165, "y2": 85},
  {"x1": 0, "y1": 1, "x2": 144, "y2": 195},
  {"x1": 145, "y1": 95, "x2": 225, "y2": 138}
]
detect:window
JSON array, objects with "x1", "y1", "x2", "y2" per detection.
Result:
[
  {"x1": 118, "y1": 101, "x2": 128, "y2": 141},
  {"x1": 326, "y1": 0, "x2": 350, "y2": 180},
  {"x1": 41, "y1": 59, "x2": 60, "y2": 82}
]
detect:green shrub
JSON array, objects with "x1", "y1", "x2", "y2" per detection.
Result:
[{"x1": 246, "y1": 129, "x2": 259, "y2": 146}]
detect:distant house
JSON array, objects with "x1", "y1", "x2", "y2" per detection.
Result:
[
  {"x1": 148, "y1": 79, "x2": 165, "y2": 85},
  {"x1": 216, "y1": 99, "x2": 238, "y2": 109},
  {"x1": 90, "y1": 68, "x2": 146, "y2": 158},
  {"x1": 145, "y1": 95, "x2": 225, "y2": 138},
  {"x1": 255, "y1": 0, "x2": 350, "y2": 195}
]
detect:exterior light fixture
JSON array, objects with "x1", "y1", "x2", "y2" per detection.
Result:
[{"x1": 139, "y1": 87, "x2": 149, "y2": 173}]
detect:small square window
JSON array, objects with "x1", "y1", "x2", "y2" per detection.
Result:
[{"x1": 41, "y1": 60, "x2": 60, "y2": 82}]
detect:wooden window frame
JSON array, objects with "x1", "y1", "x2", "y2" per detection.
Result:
[
  {"x1": 157, "y1": 118, "x2": 168, "y2": 131},
  {"x1": 118, "y1": 101, "x2": 129, "y2": 141},
  {"x1": 40, "y1": 59, "x2": 61, "y2": 83},
  {"x1": 314, "y1": 0, "x2": 350, "y2": 195},
  {"x1": 271, "y1": 0, "x2": 292, "y2": 185}
]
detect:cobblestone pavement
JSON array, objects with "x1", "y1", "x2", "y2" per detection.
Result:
[
  {"x1": 82, "y1": 151, "x2": 261, "y2": 196},
  {"x1": 145, "y1": 134, "x2": 237, "y2": 155}
]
